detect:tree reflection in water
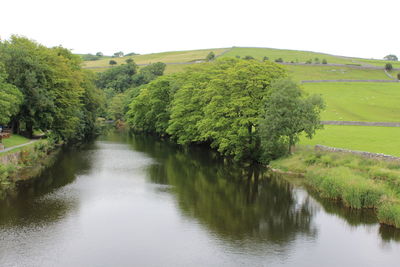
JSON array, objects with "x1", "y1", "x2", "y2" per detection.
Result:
[{"x1": 129, "y1": 133, "x2": 318, "y2": 246}]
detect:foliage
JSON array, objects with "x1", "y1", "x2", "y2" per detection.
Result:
[
  {"x1": 81, "y1": 54, "x2": 101, "y2": 61},
  {"x1": 113, "y1": 51, "x2": 124, "y2": 57},
  {"x1": 398, "y1": 73, "x2": 400, "y2": 80},
  {"x1": 108, "y1": 93, "x2": 126, "y2": 121},
  {"x1": 275, "y1": 58, "x2": 283, "y2": 63},
  {"x1": 0, "y1": 63, "x2": 23, "y2": 124},
  {"x1": 96, "y1": 62, "x2": 138, "y2": 93},
  {"x1": 322, "y1": 59, "x2": 327, "y2": 64},
  {"x1": 126, "y1": 58, "x2": 134, "y2": 64},
  {"x1": 132, "y1": 62, "x2": 166, "y2": 86},
  {"x1": 96, "y1": 52, "x2": 103, "y2": 57},
  {"x1": 270, "y1": 148, "x2": 400, "y2": 228},
  {"x1": 0, "y1": 35, "x2": 104, "y2": 141},
  {"x1": 259, "y1": 79, "x2": 324, "y2": 160},
  {"x1": 109, "y1": 60, "x2": 117, "y2": 66},
  {"x1": 384, "y1": 54, "x2": 398, "y2": 61},
  {"x1": 206, "y1": 52, "x2": 215, "y2": 61},
  {"x1": 243, "y1": 55, "x2": 254, "y2": 60},
  {"x1": 263, "y1": 56, "x2": 269, "y2": 61},
  {"x1": 385, "y1": 63, "x2": 393, "y2": 71},
  {"x1": 127, "y1": 58, "x2": 288, "y2": 161}
]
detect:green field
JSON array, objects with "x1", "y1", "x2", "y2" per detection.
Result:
[
  {"x1": 300, "y1": 125, "x2": 400, "y2": 157},
  {"x1": 302, "y1": 82, "x2": 400, "y2": 122},
  {"x1": 221, "y1": 47, "x2": 355, "y2": 64},
  {"x1": 2, "y1": 134, "x2": 30, "y2": 148},
  {"x1": 354, "y1": 58, "x2": 400, "y2": 68},
  {"x1": 285, "y1": 65, "x2": 391, "y2": 82},
  {"x1": 83, "y1": 48, "x2": 228, "y2": 68}
]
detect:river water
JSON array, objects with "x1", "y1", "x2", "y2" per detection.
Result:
[{"x1": 0, "y1": 132, "x2": 399, "y2": 267}]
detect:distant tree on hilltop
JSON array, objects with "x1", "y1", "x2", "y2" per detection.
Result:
[
  {"x1": 109, "y1": 60, "x2": 117, "y2": 66},
  {"x1": 96, "y1": 52, "x2": 103, "y2": 57},
  {"x1": 113, "y1": 51, "x2": 124, "y2": 58},
  {"x1": 384, "y1": 54, "x2": 398, "y2": 61}
]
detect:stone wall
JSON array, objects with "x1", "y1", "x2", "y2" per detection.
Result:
[{"x1": 314, "y1": 145, "x2": 400, "y2": 162}]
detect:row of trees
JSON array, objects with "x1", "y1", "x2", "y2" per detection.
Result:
[
  {"x1": 0, "y1": 36, "x2": 105, "y2": 142},
  {"x1": 125, "y1": 58, "x2": 324, "y2": 162}
]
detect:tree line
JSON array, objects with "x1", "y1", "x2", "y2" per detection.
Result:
[
  {"x1": 122, "y1": 58, "x2": 324, "y2": 162},
  {"x1": 0, "y1": 36, "x2": 105, "y2": 142}
]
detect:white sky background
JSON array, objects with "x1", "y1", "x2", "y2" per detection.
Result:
[{"x1": 1, "y1": 0, "x2": 399, "y2": 59}]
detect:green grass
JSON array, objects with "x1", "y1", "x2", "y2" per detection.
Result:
[
  {"x1": 300, "y1": 125, "x2": 400, "y2": 157},
  {"x1": 302, "y1": 82, "x2": 400, "y2": 122},
  {"x1": 83, "y1": 48, "x2": 228, "y2": 68},
  {"x1": 285, "y1": 65, "x2": 391, "y2": 82},
  {"x1": 2, "y1": 134, "x2": 30, "y2": 148},
  {"x1": 270, "y1": 148, "x2": 400, "y2": 228},
  {"x1": 222, "y1": 47, "x2": 355, "y2": 64},
  {"x1": 353, "y1": 58, "x2": 400, "y2": 68}
]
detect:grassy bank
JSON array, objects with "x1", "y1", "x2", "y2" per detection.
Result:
[
  {"x1": 2, "y1": 134, "x2": 30, "y2": 148},
  {"x1": 0, "y1": 139, "x2": 56, "y2": 198},
  {"x1": 270, "y1": 148, "x2": 400, "y2": 228}
]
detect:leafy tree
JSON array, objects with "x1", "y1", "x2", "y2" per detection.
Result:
[
  {"x1": 108, "y1": 93, "x2": 126, "y2": 121},
  {"x1": 275, "y1": 58, "x2": 283, "y2": 63},
  {"x1": 109, "y1": 60, "x2": 117, "y2": 66},
  {"x1": 96, "y1": 62, "x2": 137, "y2": 93},
  {"x1": 305, "y1": 59, "x2": 312, "y2": 64},
  {"x1": 96, "y1": 52, "x2": 103, "y2": 57},
  {"x1": 82, "y1": 54, "x2": 101, "y2": 61},
  {"x1": 322, "y1": 59, "x2": 328, "y2": 64},
  {"x1": 259, "y1": 79, "x2": 324, "y2": 161},
  {"x1": 125, "y1": 52, "x2": 138, "y2": 56},
  {"x1": 0, "y1": 36, "x2": 103, "y2": 141},
  {"x1": 244, "y1": 55, "x2": 255, "y2": 60},
  {"x1": 113, "y1": 51, "x2": 124, "y2": 57},
  {"x1": 165, "y1": 58, "x2": 287, "y2": 161},
  {"x1": 206, "y1": 52, "x2": 215, "y2": 61},
  {"x1": 127, "y1": 76, "x2": 177, "y2": 134},
  {"x1": 0, "y1": 63, "x2": 23, "y2": 124},
  {"x1": 126, "y1": 58, "x2": 134, "y2": 64},
  {"x1": 385, "y1": 63, "x2": 393, "y2": 71},
  {"x1": 132, "y1": 62, "x2": 166, "y2": 86},
  {"x1": 384, "y1": 54, "x2": 398, "y2": 61},
  {"x1": 397, "y1": 73, "x2": 400, "y2": 80},
  {"x1": 314, "y1": 57, "x2": 320, "y2": 64},
  {"x1": 263, "y1": 56, "x2": 269, "y2": 61}
]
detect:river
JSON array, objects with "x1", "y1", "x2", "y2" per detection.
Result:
[{"x1": 0, "y1": 131, "x2": 399, "y2": 267}]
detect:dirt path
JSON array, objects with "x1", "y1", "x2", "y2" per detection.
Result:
[{"x1": 0, "y1": 140, "x2": 37, "y2": 153}]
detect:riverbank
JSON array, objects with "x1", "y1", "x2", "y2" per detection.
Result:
[
  {"x1": 270, "y1": 147, "x2": 400, "y2": 228},
  {"x1": 0, "y1": 139, "x2": 58, "y2": 197}
]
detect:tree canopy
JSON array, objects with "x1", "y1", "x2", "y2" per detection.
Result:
[
  {"x1": 384, "y1": 54, "x2": 398, "y2": 61},
  {"x1": 259, "y1": 79, "x2": 324, "y2": 160},
  {"x1": 0, "y1": 35, "x2": 105, "y2": 141}
]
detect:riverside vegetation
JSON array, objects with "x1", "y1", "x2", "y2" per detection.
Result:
[
  {"x1": 271, "y1": 149, "x2": 400, "y2": 228},
  {"x1": 0, "y1": 36, "x2": 106, "y2": 191}
]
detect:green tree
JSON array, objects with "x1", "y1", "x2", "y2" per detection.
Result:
[
  {"x1": 259, "y1": 79, "x2": 324, "y2": 160},
  {"x1": 322, "y1": 59, "x2": 328, "y2": 64},
  {"x1": 384, "y1": 54, "x2": 398, "y2": 61},
  {"x1": 109, "y1": 93, "x2": 126, "y2": 121},
  {"x1": 244, "y1": 55, "x2": 254, "y2": 60},
  {"x1": 275, "y1": 58, "x2": 283, "y2": 63},
  {"x1": 0, "y1": 63, "x2": 23, "y2": 124},
  {"x1": 385, "y1": 63, "x2": 393, "y2": 71},
  {"x1": 126, "y1": 58, "x2": 134, "y2": 64},
  {"x1": 96, "y1": 62, "x2": 138, "y2": 93},
  {"x1": 109, "y1": 60, "x2": 117, "y2": 66},
  {"x1": 263, "y1": 56, "x2": 269, "y2": 61},
  {"x1": 206, "y1": 52, "x2": 215, "y2": 61},
  {"x1": 113, "y1": 51, "x2": 124, "y2": 57},
  {"x1": 96, "y1": 52, "x2": 103, "y2": 57}
]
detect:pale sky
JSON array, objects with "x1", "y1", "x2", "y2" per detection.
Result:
[{"x1": 1, "y1": 0, "x2": 399, "y2": 59}]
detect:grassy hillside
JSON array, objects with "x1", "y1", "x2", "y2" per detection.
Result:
[
  {"x1": 286, "y1": 65, "x2": 391, "y2": 82},
  {"x1": 221, "y1": 47, "x2": 356, "y2": 64},
  {"x1": 300, "y1": 125, "x2": 400, "y2": 157},
  {"x1": 83, "y1": 48, "x2": 228, "y2": 68},
  {"x1": 302, "y1": 82, "x2": 400, "y2": 122},
  {"x1": 354, "y1": 58, "x2": 400, "y2": 68}
]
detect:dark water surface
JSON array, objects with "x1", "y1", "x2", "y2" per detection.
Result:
[{"x1": 0, "y1": 132, "x2": 399, "y2": 267}]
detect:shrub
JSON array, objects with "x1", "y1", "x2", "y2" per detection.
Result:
[
  {"x1": 275, "y1": 58, "x2": 283, "y2": 63},
  {"x1": 109, "y1": 60, "x2": 117, "y2": 66},
  {"x1": 206, "y1": 52, "x2": 215, "y2": 61},
  {"x1": 305, "y1": 59, "x2": 312, "y2": 64},
  {"x1": 322, "y1": 59, "x2": 328, "y2": 64},
  {"x1": 263, "y1": 56, "x2": 269, "y2": 61},
  {"x1": 385, "y1": 63, "x2": 393, "y2": 71},
  {"x1": 397, "y1": 73, "x2": 400, "y2": 80},
  {"x1": 243, "y1": 55, "x2": 254, "y2": 60}
]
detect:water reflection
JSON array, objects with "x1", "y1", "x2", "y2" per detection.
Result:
[
  {"x1": 0, "y1": 144, "x2": 95, "y2": 227},
  {"x1": 127, "y1": 133, "x2": 318, "y2": 245}
]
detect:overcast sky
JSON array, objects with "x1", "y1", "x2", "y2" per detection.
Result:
[{"x1": 1, "y1": 0, "x2": 399, "y2": 59}]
